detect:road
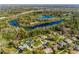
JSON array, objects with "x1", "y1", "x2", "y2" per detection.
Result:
[{"x1": 0, "y1": 10, "x2": 43, "y2": 20}]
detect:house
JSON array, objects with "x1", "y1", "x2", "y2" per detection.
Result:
[
  {"x1": 74, "y1": 44, "x2": 79, "y2": 51},
  {"x1": 58, "y1": 41, "x2": 67, "y2": 47},
  {"x1": 64, "y1": 39, "x2": 72, "y2": 44},
  {"x1": 44, "y1": 48, "x2": 53, "y2": 54},
  {"x1": 39, "y1": 35, "x2": 47, "y2": 40}
]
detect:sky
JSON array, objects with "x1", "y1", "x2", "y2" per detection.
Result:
[{"x1": 0, "y1": 0, "x2": 79, "y2": 4}]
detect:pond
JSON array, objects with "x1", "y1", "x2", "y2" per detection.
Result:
[
  {"x1": 37, "y1": 15, "x2": 54, "y2": 20},
  {"x1": 31, "y1": 20, "x2": 64, "y2": 29},
  {"x1": 8, "y1": 16, "x2": 64, "y2": 30},
  {"x1": 8, "y1": 20, "x2": 19, "y2": 27}
]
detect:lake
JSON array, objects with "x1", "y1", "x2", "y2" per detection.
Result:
[
  {"x1": 9, "y1": 16, "x2": 63, "y2": 30},
  {"x1": 31, "y1": 20, "x2": 64, "y2": 29},
  {"x1": 37, "y1": 15, "x2": 54, "y2": 20},
  {"x1": 8, "y1": 20, "x2": 19, "y2": 27}
]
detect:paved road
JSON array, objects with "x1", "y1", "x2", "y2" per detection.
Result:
[
  {"x1": 0, "y1": 10, "x2": 43, "y2": 20},
  {"x1": 0, "y1": 17, "x2": 8, "y2": 19},
  {"x1": 16, "y1": 10, "x2": 43, "y2": 16}
]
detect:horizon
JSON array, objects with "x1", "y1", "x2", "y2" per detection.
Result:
[{"x1": 0, "y1": 4, "x2": 79, "y2": 8}]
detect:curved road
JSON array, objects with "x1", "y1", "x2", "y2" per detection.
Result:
[{"x1": 0, "y1": 10, "x2": 43, "y2": 20}]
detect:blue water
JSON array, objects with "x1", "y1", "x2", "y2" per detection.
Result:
[
  {"x1": 9, "y1": 20, "x2": 19, "y2": 27},
  {"x1": 37, "y1": 15, "x2": 54, "y2": 20},
  {"x1": 31, "y1": 20, "x2": 64, "y2": 29},
  {"x1": 41, "y1": 15, "x2": 53, "y2": 19},
  {"x1": 8, "y1": 17, "x2": 63, "y2": 30}
]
